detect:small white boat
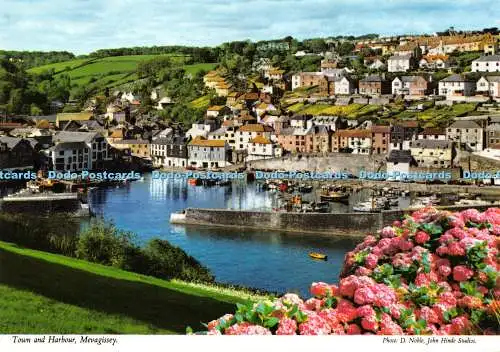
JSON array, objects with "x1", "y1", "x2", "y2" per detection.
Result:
[{"x1": 353, "y1": 201, "x2": 382, "y2": 212}]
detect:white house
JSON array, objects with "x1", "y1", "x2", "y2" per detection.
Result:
[
  {"x1": 206, "y1": 106, "x2": 225, "y2": 118},
  {"x1": 388, "y1": 54, "x2": 413, "y2": 73},
  {"x1": 368, "y1": 59, "x2": 386, "y2": 70},
  {"x1": 120, "y1": 92, "x2": 139, "y2": 104},
  {"x1": 438, "y1": 74, "x2": 476, "y2": 98},
  {"x1": 186, "y1": 123, "x2": 212, "y2": 139},
  {"x1": 246, "y1": 136, "x2": 282, "y2": 161},
  {"x1": 234, "y1": 124, "x2": 275, "y2": 151},
  {"x1": 472, "y1": 55, "x2": 500, "y2": 73},
  {"x1": 477, "y1": 76, "x2": 500, "y2": 98},
  {"x1": 386, "y1": 150, "x2": 417, "y2": 181},
  {"x1": 335, "y1": 77, "x2": 356, "y2": 95}
]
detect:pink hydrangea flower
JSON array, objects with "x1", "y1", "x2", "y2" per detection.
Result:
[
  {"x1": 452, "y1": 265, "x2": 474, "y2": 282},
  {"x1": 310, "y1": 282, "x2": 332, "y2": 298},
  {"x1": 276, "y1": 318, "x2": 297, "y2": 335},
  {"x1": 415, "y1": 231, "x2": 430, "y2": 244}
]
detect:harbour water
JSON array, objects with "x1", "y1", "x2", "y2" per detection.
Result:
[{"x1": 87, "y1": 173, "x2": 360, "y2": 296}]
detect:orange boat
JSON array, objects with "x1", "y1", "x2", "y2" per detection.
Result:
[{"x1": 188, "y1": 178, "x2": 201, "y2": 186}]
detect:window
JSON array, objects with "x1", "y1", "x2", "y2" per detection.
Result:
[{"x1": 59, "y1": 151, "x2": 64, "y2": 156}]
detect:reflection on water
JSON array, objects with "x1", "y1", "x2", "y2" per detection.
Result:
[{"x1": 87, "y1": 173, "x2": 359, "y2": 296}]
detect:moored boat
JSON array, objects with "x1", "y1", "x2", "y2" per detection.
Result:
[
  {"x1": 320, "y1": 192, "x2": 349, "y2": 202},
  {"x1": 309, "y1": 252, "x2": 328, "y2": 260}
]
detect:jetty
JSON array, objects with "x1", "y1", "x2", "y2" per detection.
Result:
[{"x1": 0, "y1": 192, "x2": 91, "y2": 217}]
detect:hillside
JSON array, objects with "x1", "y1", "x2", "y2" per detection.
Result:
[
  {"x1": 0, "y1": 241, "x2": 262, "y2": 334},
  {"x1": 27, "y1": 55, "x2": 217, "y2": 97}
]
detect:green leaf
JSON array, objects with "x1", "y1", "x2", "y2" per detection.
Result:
[
  {"x1": 186, "y1": 326, "x2": 194, "y2": 334},
  {"x1": 264, "y1": 317, "x2": 280, "y2": 328}
]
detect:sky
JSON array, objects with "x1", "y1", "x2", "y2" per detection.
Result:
[{"x1": 0, "y1": 0, "x2": 499, "y2": 54}]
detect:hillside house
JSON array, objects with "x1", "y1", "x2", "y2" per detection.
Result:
[
  {"x1": 472, "y1": 55, "x2": 500, "y2": 73},
  {"x1": 438, "y1": 74, "x2": 476, "y2": 98},
  {"x1": 392, "y1": 76, "x2": 431, "y2": 96},
  {"x1": 359, "y1": 75, "x2": 391, "y2": 96}
]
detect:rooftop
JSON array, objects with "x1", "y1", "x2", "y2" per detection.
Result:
[{"x1": 189, "y1": 136, "x2": 226, "y2": 147}]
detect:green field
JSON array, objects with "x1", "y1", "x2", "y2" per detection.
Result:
[
  {"x1": 0, "y1": 241, "x2": 263, "y2": 334},
  {"x1": 27, "y1": 55, "x2": 217, "y2": 97}
]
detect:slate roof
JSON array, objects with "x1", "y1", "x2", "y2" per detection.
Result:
[
  {"x1": 387, "y1": 150, "x2": 415, "y2": 163},
  {"x1": 449, "y1": 120, "x2": 482, "y2": 129}
]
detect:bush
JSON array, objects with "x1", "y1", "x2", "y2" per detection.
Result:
[
  {"x1": 76, "y1": 220, "x2": 214, "y2": 283},
  {"x1": 0, "y1": 214, "x2": 79, "y2": 256},
  {"x1": 76, "y1": 220, "x2": 136, "y2": 267},
  {"x1": 143, "y1": 239, "x2": 214, "y2": 282}
]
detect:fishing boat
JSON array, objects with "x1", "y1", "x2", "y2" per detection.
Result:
[
  {"x1": 309, "y1": 252, "x2": 328, "y2": 260},
  {"x1": 320, "y1": 191, "x2": 349, "y2": 202},
  {"x1": 312, "y1": 202, "x2": 330, "y2": 213},
  {"x1": 298, "y1": 184, "x2": 313, "y2": 193}
]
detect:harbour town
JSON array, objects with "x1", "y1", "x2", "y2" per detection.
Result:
[{"x1": 0, "y1": 10, "x2": 499, "y2": 339}]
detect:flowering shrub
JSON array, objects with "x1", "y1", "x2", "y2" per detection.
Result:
[{"x1": 201, "y1": 207, "x2": 500, "y2": 335}]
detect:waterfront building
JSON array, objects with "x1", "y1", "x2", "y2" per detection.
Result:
[
  {"x1": 312, "y1": 125, "x2": 332, "y2": 153},
  {"x1": 234, "y1": 124, "x2": 275, "y2": 151},
  {"x1": 446, "y1": 120, "x2": 484, "y2": 152},
  {"x1": 386, "y1": 150, "x2": 417, "y2": 181},
  {"x1": 49, "y1": 131, "x2": 111, "y2": 171},
  {"x1": 409, "y1": 140, "x2": 455, "y2": 169},
  {"x1": 187, "y1": 137, "x2": 231, "y2": 169},
  {"x1": 246, "y1": 136, "x2": 282, "y2": 161},
  {"x1": 0, "y1": 136, "x2": 34, "y2": 170},
  {"x1": 165, "y1": 135, "x2": 189, "y2": 168},
  {"x1": 389, "y1": 121, "x2": 419, "y2": 151},
  {"x1": 371, "y1": 125, "x2": 391, "y2": 155},
  {"x1": 332, "y1": 129, "x2": 372, "y2": 154},
  {"x1": 276, "y1": 127, "x2": 314, "y2": 154}
]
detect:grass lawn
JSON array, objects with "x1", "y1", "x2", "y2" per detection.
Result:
[{"x1": 0, "y1": 241, "x2": 262, "y2": 334}]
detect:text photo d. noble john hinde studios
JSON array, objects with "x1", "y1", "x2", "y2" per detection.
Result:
[{"x1": 0, "y1": 0, "x2": 499, "y2": 351}]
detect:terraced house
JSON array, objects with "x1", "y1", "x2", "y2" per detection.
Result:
[{"x1": 358, "y1": 75, "x2": 391, "y2": 96}]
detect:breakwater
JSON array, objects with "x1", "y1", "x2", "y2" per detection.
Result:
[{"x1": 171, "y1": 204, "x2": 498, "y2": 237}]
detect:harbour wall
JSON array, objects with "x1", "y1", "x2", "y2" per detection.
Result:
[
  {"x1": 172, "y1": 204, "x2": 498, "y2": 237},
  {"x1": 246, "y1": 154, "x2": 387, "y2": 174}
]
